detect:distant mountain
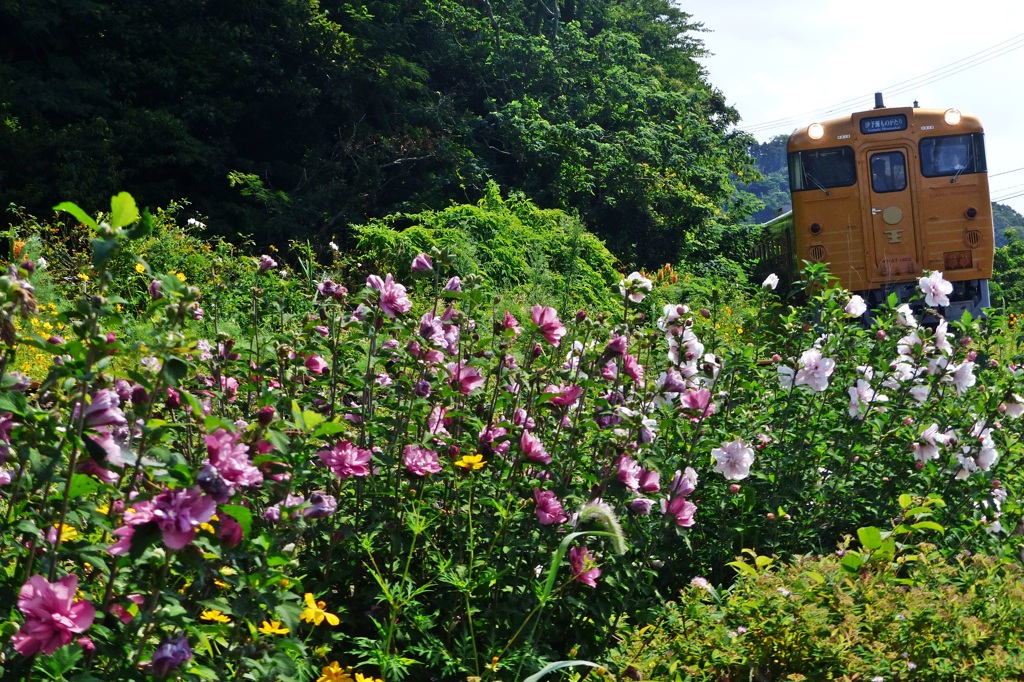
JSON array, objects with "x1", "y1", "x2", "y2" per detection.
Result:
[{"x1": 993, "y1": 203, "x2": 1024, "y2": 247}]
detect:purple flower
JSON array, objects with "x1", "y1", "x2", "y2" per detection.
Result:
[
  {"x1": 520, "y1": 430, "x2": 551, "y2": 464},
  {"x1": 204, "y1": 429, "x2": 263, "y2": 496},
  {"x1": 256, "y1": 406, "x2": 275, "y2": 426},
  {"x1": 544, "y1": 384, "x2": 583, "y2": 407},
  {"x1": 150, "y1": 634, "x2": 192, "y2": 677},
  {"x1": 318, "y1": 279, "x2": 348, "y2": 301},
  {"x1": 628, "y1": 497, "x2": 655, "y2": 515},
  {"x1": 661, "y1": 495, "x2": 697, "y2": 527},
  {"x1": 531, "y1": 305, "x2": 567, "y2": 347},
  {"x1": 623, "y1": 354, "x2": 644, "y2": 382},
  {"x1": 533, "y1": 489, "x2": 569, "y2": 525},
  {"x1": 569, "y1": 545, "x2": 601, "y2": 587},
  {"x1": 605, "y1": 334, "x2": 628, "y2": 357},
  {"x1": 144, "y1": 488, "x2": 217, "y2": 550},
  {"x1": 404, "y1": 444, "x2": 442, "y2": 476},
  {"x1": 638, "y1": 468, "x2": 660, "y2": 493},
  {"x1": 83, "y1": 389, "x2": 127, "y2": 429},
  {"x1": 478, "y1": 426, "x2": 510, "y2": 456},
  {"x1": 367, "y1": 273, "x2": 412, "y2": 317},
  {"x1": 410, "y1": 253, "x2": 433, "y2": 274},
  {"x1": 318, "y1": 440, "x2": 373, "y2": 479},
  {"x1": 679, "y1": 388, "x2": 715, "y2": 422},
  {"x1": 446, "y1": 360, "x2": 485, "y2": 394},
  {"x1": 305, "y1": 354, "x2": 329, "y2": 375},
  {"x1": 149, "y1": 279, "x2": 163, "y2": 299},
  {"x1": 302, "y1": 492, "x2": 337, "y2": 518},
  {"x1": 445, "y1": 276, "x2": 462, "y2": 292},
  {"x1": 669, "y1": 467, "x2": 698, "y2": 497},
  {"x1": 11, "y1": 574, "x2": 96, "y2": 656},
  {"x1": 616, "y1": 454, "x2": 642, "y2": 491},
  {"x1": 259, "y1": 254, "x2": 277, "y2": 272},
  {"x1": 503, "y1": 311, "x2": 521, "y2": 336}
]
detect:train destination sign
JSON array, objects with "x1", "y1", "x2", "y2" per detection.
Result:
[{"x1": 860, "y1": 114, "x2": 908, "y2": 134}]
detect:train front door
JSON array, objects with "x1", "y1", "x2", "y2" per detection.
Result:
[{"x1": 866, "y1": 148, "x2": 920, "y2": 279}]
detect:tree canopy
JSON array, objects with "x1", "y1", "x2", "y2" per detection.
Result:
[{"x1": 0, "y1": 0, "x2": 758, "y2": 267}]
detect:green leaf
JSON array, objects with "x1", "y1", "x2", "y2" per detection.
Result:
[
  {"x1": 898, "y1": 493, "x2": 913, "y2": 509},
  {"x1": 0, "y1": 390, "x2": 28, "y2": 415},
  {"x1": 857, "y1": 526, "x2": 883, "y2": 551},
  {"x1": 91, "y1": 236, "x2": 118, "y2": 269},
  {"x1": 727, "y1": 560, "x2": 758, "y2": 577},
  {"x1": 54, "y1": 201, "x2": 98, "y2": 230},
  {"x1": 312, "y1": 420, "x2": 348, "y2": 438},
  {"x1": 840, "y1": 552, "x2": 865, "y2": 573},
  {"x1": 911, "y1": 520, "x2": 945, "y2": 534},
  {"x1": 61, "y1": 473, "x2": 101, "y2": 500},
  {"x1": 110, "y1": 191, "x2": 139, "y2": 229},
  {"x1": 162, "y1": 357, "x2": 188, "y2": 387},
  {"x1": 125, "y1": 207, "x2": 155, "y2": 240}
]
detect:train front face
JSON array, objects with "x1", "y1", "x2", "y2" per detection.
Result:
[{"x1": 786, "y1": 105, "x2": 993, "y2": 318}]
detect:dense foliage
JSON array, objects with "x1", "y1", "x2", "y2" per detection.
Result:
[
  {"x1": 1, "y1": 194, "x2": 1023, "y2": 680},
  {"x1": 610, "y1": 542, "x2": 1024, "y2": 681},
  {"x1": 0, "y1": 0, "x2": 756, "y2": 268}
]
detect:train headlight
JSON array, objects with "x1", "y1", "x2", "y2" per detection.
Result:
[
  {"x1": 944, "y1": 108, "x2": 962, "y2": 125},
  {"x1": 808, "y1": 123, "x2": 824, "y2": 140}
]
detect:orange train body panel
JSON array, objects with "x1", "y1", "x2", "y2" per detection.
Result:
[{"x1": 783, "y1": 101, "x2": 993, "y2": 317}]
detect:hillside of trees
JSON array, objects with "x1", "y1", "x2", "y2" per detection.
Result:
[{"x1": 0, "y1": 0, "x2": 763, "y2": 269}]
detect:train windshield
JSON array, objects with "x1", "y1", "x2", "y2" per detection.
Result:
[
  {"x1": 788, "y1": 146, "x2": 857, "y2": 192},
  {"x1": 919, "y1": 133, "x2": 987, "y2": 178}
]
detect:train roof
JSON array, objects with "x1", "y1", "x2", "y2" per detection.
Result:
[{"x1": 788, "y1": 105, "x2": 983, "y2": 149}]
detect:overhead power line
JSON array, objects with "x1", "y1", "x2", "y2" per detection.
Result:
[{"x1": 741, "y1": 31, "x2": 1024, "y2": 134}]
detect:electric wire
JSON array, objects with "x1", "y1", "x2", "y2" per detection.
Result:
[{"x1": 740, "y1": 31, "x2": 1024, "y2": 134}]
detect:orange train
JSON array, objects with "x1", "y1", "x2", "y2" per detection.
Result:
[{"x1": 759, "y1": 93, "x2": 993, "y2": 318}]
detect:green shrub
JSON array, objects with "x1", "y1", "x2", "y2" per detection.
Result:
[
  {"x1": 608, "y1": 545, "x2": 1024, "y2": 681},
  {"x1": 352, "y1": 181, "x2": 622, "y2": 314}
]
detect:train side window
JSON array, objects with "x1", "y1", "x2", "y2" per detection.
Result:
[
  {"x1": 870, "y1": 151, "x2": 907, "y2": 193},
  {"x1": 788, "y1": 146, "x2": 856, "y2": 192},
  {"x1": 919, "y1": 133, "x2": 987, "y2": 177}
]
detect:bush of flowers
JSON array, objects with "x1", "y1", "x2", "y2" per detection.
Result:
[{"x1": 0, "y1": 193, "x2": 1022, "y2": 680}]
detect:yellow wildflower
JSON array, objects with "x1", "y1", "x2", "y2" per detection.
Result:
[
  {"x1": 454, "y1": 453, "x2": 486, "y2": 470},
  {"x1": 134, "y1": 263, "x2": 146, "y2": 274},
  {"x1": 258, "y1": 620, "x2": 291, "y2": 635},
  {"x1": 354, "y1": 674, "x2": 384, "y2": 682},
  {"x1": 316, "y1": 662, "x2": 353, "y2": 682},
  {"x1": 78, "y1": 273, "x2": 89, "y2": 282},
  {"x1": 213, "y1": 579, "x2": 230, "y2": 590},
  {"x1": 52, "y1": 523, "x2": 79, "y2": 543},
  {"x1": 175, "y1": 272, "x2": 187, "y2": 282},
  {"x1": 300, "y1": 593, "x2": 340, "y2": 626},
  {"x1": 200, "y1": 609, "x2": 232, "y2": 624}
]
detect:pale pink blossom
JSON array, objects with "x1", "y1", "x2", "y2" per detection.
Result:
[
  {"x1": 410, "y1": 253, "x2": 433, "y2": 273},
  {"x1": 949, "y1": 361, "x2": 977, "y2": 394},
  {"x1": 793, "y1": 349, "x2": 835, "y2": 392},
  {"x1": 618, "y1": 271, "x2": 653, "y2": 302},
  {"x1": 844, "y1": 295, "x2": 867, "y2": 318},
  {"x1": 711, "y1": 438, "x2": 755, "y2": 480},
  {"x1": 919, "y1": 271, "x2": 953, "y2": 308},
  {"x1": 896, "y1": 303, "x2": 918, "y2": 328},
  {"x1": 661, "y1": 495, "x2": 697, "y2": 527},
  {"x1": 847, "y1": 380, "x2": 889, "y2": 419},
  {"x1": 911, "y1": 423, "x2": 948, "y2": 464},
  {"x1": 616, "y1": 454, "x2": 642, "y2": 491},
  {"x1": 761, "y1": 273, "x2": 779, "y2": 290}
]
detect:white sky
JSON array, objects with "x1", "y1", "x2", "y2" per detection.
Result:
[{"x1": 683, "y1": 0, "x2": 1024, "y2": 215}]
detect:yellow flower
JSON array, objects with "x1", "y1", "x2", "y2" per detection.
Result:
[
  {"x1": 354, "y1": 674, "x2": 384, "y2": 682},
  {"x1": 317, "y1": 661, "x2": 353, "y2": 682},
  {"x1": 134, "y1": 263, "x2": 146, "y2": 274},
  {"x1": 200, "y1": 609, "x2": 232, "y2": 624},
  {"x1": 53, "y1": 523, "x2": 79, "y2": 542},
  {"x1": 258, "y1": 620, "x2": 291, "y2": 635},
  {"x1": 175, "y1": 272, "x2": 187, "y2": 282},
  {"x1": 213, "y1": 579, "x2": 230, "y2": 590},
  {"x1": 199, "y1": 521, "x2": 216, "y2": 534},
  {"x1": 454, "y1": 453, "x2": 486, "y2": 470},
  {"x1": 300, "y1": 593, "x2": 340, "y2": 626}
]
